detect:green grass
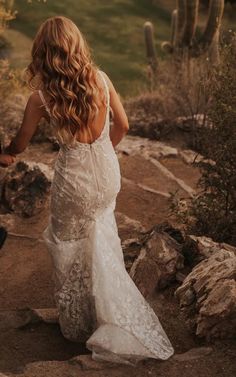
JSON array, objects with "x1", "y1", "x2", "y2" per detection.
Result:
[
  {"x1": 6, "y1": 0, "x2": 236, "y2": 98},
  {"x1": 10, "y1": 0, "x2": 175, "y2": 98}
]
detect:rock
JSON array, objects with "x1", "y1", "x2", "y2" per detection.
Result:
[
  {"x1": 175, "y1": 247, "x2": 236, "y2": 340},
  {"x1": 182, "y1": 235, "x2": 236, "y2": 266},
  {"x1": 116, "y1": 211, "x2": 146, "y2": 235},
  {"x1": 25, "y1": 161, "x2": 54, "y2": 182},
  {"x1": 31, "y1": 122, "x2": 60, "y2": 150},
  {"x1": 69, "y1": 354, "x2": 117, "y2": 370},
  {"x1": 175, "y1": 271, "x2": 188, "y2": 283},
  {"x1": 179, "y1": 149, "x2": 204, "y2": 165},
  {"x1": 122, "y1": 238, "x2": 143, "y2": 272},
  {"x1": 0, "y1": 308, "x2": 58, "y2": 331},
  {"x1": 31, "y1": 119, "x2": 54, "y2": 144},
  {"x1": 129, "y1": 225, "x2": 184, "y2": 297},
  {"x1": 116, "y1": 135, "x2": 178, "y2": 160},
  {"x1": 2, "y1": 161, "x2": 51, "y2": 217},
  {"x1": 0, "y1": 214, "x2": 16, "y2": 232},
  {"x1": 0, "y1": 94, "x2": 27, "y2": 143},
  {"x1": 172, "y1": 347, "x2": 213, "y2": 362},
  {"x1": 32, "y1": 308, "x2": 59, "y2": 324},
  {"x1": 151, "y1": 222, "x2": 185, "y2": 244},
  {"x1": 0, "y1": 309, "x2": 42, "y2": 331}
]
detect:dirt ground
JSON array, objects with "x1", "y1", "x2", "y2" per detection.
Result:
[{"x1": 0, "y1": 137, "x2": 235, "y2": 377}]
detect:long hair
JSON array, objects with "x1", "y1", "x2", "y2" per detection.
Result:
[{"x1": 26, "y1": 16, "x2": 106, "y2": 145}]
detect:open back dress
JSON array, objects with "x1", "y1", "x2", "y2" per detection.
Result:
[{"x1": 41, "y1": 69, "x2": 174, "y2": 366}]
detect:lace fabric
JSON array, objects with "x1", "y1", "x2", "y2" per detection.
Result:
[{"x1": 42, "y1": 70, "x2": 174, "y2": 366}]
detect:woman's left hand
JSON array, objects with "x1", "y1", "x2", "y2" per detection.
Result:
[{"x1": 0, "y1": 154, "x2": 16, "y2": 167}]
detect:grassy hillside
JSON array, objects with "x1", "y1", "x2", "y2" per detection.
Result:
[
  {"x1": 6, "y1": 0, "x2": 236, "y2": 97},
  {"x1": 10, "y1": 0, "x2": 175, "y2": 97}
]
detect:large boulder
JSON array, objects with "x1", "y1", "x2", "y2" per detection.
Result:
[
  {"x1": 0, "y1": 94, "x2": 27, "y2": 143},
  {"x1": 129, "y1": 223, "x2": 184, "y2": 298},
  {"x1": 175, "y1": 243, "x2": 236, "y2": 340},
  {"x1": 0, "y1": 92, "x2": 59, "y2": 149},
  {"x1": 182, "y1": 234, "x2": 236, "y2": 266},
  {"x1": 2, "y1": 161, "x2": 51, "y2": 217},
  {"x1": 31, "y1": 119, "x2": 60, "y2": 150}
]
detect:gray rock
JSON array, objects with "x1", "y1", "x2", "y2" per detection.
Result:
[
  {"x1": 182, "y1": 234, "x2": 236, "y2": 266},
  {"x1": 69, "y1": 354, "x2": 117, "y2": 370},
  {"x1": 175, "y1": 246, "x2": 236, "y2": 340},
  {"x1": 129, "y1": 226, "x2": 184, "y2": 297},
  {"x1": 2, "y1": 161, "x2": 51, "y2": 217},
  {"x1": 172, "y1": 347, "x2": 213, "y2": 361}
]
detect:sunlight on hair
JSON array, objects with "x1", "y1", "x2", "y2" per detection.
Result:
[{"x1": 25, "y1": 16, "x2": 106, "y2": 146}]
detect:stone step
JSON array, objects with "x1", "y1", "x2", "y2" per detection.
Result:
[
  {"x1": 119, "y1": 154, "x2": 192, "y2": 199},
  {"x1": 160, "y1": 156, "x2": 201, "y2": 191}
]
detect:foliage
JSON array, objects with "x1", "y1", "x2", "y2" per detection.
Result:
[
  {"x1": 169, "y1": 37, "x2": 236, "y2": 246},
  {"x1": 0, "y1": 59, "x2": 23, "y2": 98},
  {"x1": 0, "y1": 0, "x2": 16, "y2": 35},
  {"x1": 0, "y1": 59, "x2": 26, "y2": 147}
]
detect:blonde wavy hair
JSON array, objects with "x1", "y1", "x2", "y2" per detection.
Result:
[{"x1": 26, "y1": 16, "x2": 106, "y2": 145}]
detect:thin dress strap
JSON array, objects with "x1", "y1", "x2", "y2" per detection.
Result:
[
  {"x1": 97, "y1": 70, "x2": 110, "y2": 109},
  {"x1": 38, "y1": 89, "x2": 51, "y2": 115}
]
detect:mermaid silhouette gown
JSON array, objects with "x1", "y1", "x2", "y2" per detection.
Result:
[{"x1": 41, "y1": 70, "x2": 174, "y2": 366}]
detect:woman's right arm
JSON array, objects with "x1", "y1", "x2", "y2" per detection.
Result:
[{"x1": 103, "y1": 73, "x2": 129, "y2": 147}]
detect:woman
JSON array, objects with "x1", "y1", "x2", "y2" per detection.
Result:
[{"x1": 5, "y1": 16, "x2": 174, "y2": 365}]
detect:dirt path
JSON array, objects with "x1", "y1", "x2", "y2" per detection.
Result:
[{"x1": 0, "y1": 136, "x2": 235, "y2": 377}]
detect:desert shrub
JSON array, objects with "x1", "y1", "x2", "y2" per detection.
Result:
[
  {"x1": 125, "y1": 55, "x2": 212, "y2": 150},
  {"x1": 0, "y1": 59, "x2": 27, "y2": 146},
  {"x1": 170, "y1": 38, "x2": 236, "y2": 246}
]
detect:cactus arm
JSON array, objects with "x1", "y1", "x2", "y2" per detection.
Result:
[
  {"x1": 192, "y1": 0, "x2": 224, "y2": 57},
  {"x1": 209, "y1": 28, "x2": 220, "y2": 65},
  {"x1": 181, "y1": 0, "x2": 199, "y2": 47},
  {"x1": 171, "y1": 9, "x2": 178, "y2": 48},
  {"x1": 143, "y1": 21, "x2": 158, "y2": 72},
  {"x1": 175, "y1": 0, "x2": 186, "y2": 46}
]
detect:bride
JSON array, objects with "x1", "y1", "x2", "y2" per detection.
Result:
[{"x1": 5, "y1": 16, "x2": 174, "y2": 366}]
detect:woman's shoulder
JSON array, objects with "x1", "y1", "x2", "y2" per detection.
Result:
[{"x1": 97, "y1": 70, "x2": 112, "y2": 90}]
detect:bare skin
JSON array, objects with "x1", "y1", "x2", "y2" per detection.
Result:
[
  {"x1": 0, "y1": 154, "x2": 16, "y2": 167},
  {"x1": 5, "y1": 72, "x2": 129, "y2": 155}
]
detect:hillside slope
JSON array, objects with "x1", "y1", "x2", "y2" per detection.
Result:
[{"x1": 6, "y1": 0, "x2": 236, "y2": 96}]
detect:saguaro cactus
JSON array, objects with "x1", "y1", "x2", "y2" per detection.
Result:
[
  {"x1": 145, "y1": 0, "x2": 224, "y2": 61},
  {"x1": 163, "y1": 0, "x2": 224, "y2": 58},
  {"x1": 144, "y1": 21, "x2": 158, "y2": 73},
  {"x1": 143, "y1": 21, "x2": 158, "y2": 88}
]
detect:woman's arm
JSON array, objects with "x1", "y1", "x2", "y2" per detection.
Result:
[
  {"x1": 103, "y1": 73, "x2": 129, "y2": 147},
  {"x1": 5, "y1": 91, "x2": 45, "y2": 155}
]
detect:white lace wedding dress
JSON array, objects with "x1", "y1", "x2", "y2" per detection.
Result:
[{"x1": 41, "y1": 70, "x2": 174, "y2": 366}]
